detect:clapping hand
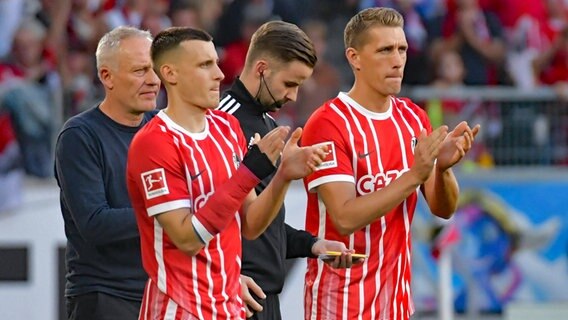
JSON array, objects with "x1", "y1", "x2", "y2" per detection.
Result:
[{"x1": 436, "y1": 121, "x2": 480, "y2": 171}]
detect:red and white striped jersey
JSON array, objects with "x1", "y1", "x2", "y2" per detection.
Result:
[
  {"x1": 127, "y1": 110, "x2": 247, "y2": 319},
  {"x1": 301, "y1": 92, "x2": 432, "y2": 320}
]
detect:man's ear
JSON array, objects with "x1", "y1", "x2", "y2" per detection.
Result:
[
  {"x1": 160, "y1": 63, "x2": 177, "y2": 85},
  {"x1": 345, "y1": 47, "x2": 361, "y2": 71},
  {"x1": 254, "y1": 60, "x2": 269, "y2": 78},
  {"x1": 99, "y1": 67, "x2": 114, "y2": 89}
]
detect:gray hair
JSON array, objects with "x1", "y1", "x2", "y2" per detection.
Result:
[{"x1": 95, "y1": 26, "x2": 152, "y2": 71}]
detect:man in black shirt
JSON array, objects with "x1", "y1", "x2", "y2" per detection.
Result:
[
  {"x1": 219, "y1": 21, "x2": 354, "y2": 319},
  {"x1": 54, "y1": 26, "x2": 160, "y2": 320}
]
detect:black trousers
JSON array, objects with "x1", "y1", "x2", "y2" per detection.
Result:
[
  {"x1": 66, "y1": 292, "x2": 141, "y2": 320},
  {"x1": 249, "y1": 294, "x2": 282, "y2": 320}
]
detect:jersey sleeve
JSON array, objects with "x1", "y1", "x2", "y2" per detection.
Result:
[
  {"x1": 127, "y1": 128, "x2": 191, "y2": 217},
  {"x1": 301, "y1": 107, "x2": 355, "y2": 192}
]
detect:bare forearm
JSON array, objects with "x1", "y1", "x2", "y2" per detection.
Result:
[
  {"x1": 241, "y1": 170, "x2": 290, "y2": 239},
  {"x1": 425, "y1": 167, "x2": 459, "y2": 219},
  {"x1": 325, "y1": 172, "x2": 422, "y2": 235}
]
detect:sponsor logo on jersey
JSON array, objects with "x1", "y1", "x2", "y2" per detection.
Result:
[
  {"x1": 141, "y1": 168, "x2": 169, "y2": 199},
  {"x1": 357, "y1": 149, "x2": 375, "y2": 159},
  {"x1": 356, "y1": 168, "x2": 409, "y2": 195},
  {"x1": 314, "y1": 141, "x2": 337, "y2": 170},
  {"x1": 190, "y1": 169, "x2": 204, "y2": 181}
]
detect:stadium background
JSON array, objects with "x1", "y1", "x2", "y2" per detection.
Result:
[{"x1": 0, "y1": 0, "x2": 567, "y2": 319}]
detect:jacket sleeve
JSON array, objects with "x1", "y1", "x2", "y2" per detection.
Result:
[
  {"x1": 285, "y1": 223, "x2": 318, "y2": 259},
  {"x1": 55, "y1": 127, "x2": 138, "y2": 246}
]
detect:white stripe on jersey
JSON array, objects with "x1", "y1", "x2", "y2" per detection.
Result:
[
  {"x1": 307, "y1": 174, "x2": 354, "y2": 192},
  {"x1": 164, "y1": 298, "x2": 178, "y2": 320},
  {"x1": 390, "y1": 113, "x2": 409, "y2": 169},
  {"x1": 203, "y1": 243, "x2": 218, "y2": 320},
  {"x1": 191, "y1": 254, "x2": 205, "y2": 319},
  {"x1": 329, "y1": 102, "x2": 358, "y2": 174},
  {"x1": 209, "y1": 114, "x2": 245, "y2": 317},
  {"x1": 397, "y1": 97, "x2": 424, "y2": 131},
  {"x1": 343, "y1": 97, "x2": 375, "y2": 320},
  {"x1": 161, "y1": 117, "x2": 221, "y2": 319},
  {"x1": 154, "y1": 219, "x2": 167, "y2": 292},
  {"x1": 372, "y1": 213, "x2": 388, "y2": 319},
  {"x1": 215, "y1": 238, "x2": 231, "y2": 320},
  {"x1": 309, "y1": 195, "x2": 327, "y2": 320},
  {"x1": 208, "y1": 113, "x2": 243, "y2": 156},
  {"x1": 393, "y1": 252, "x2": 402, "y2": 320},
  {"x1": 395, "y1": 104, "x2": 416, "y2": 137},
  {"x1": 142, "y1": 279, "x2": 151, "y2": 320},
  {"x1": 147, "y1": 199, "x2": 191, "y2": 216}
]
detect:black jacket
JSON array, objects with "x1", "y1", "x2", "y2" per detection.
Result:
[{"x1": 219, "y1": 79, "x2": 318, "y2": 294}]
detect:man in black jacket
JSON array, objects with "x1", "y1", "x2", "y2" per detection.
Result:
[
  {"x1": 218, "y1": 21, "x2": 356, "y2": 320},
  {"x1": 55, "y1": 26, "x2": 160, "y2": 320}
]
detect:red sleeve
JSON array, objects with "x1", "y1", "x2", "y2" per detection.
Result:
[
  {"x1": 301, "y1": 105, "x2": 355, "y2": 192},
  {"x1": 127, "y1": 126, "x2": 191, "y2": 216}
]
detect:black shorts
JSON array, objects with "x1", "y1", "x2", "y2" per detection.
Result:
[{"x1": 66, "y1": 292, "x2": 141, "y2": 320}]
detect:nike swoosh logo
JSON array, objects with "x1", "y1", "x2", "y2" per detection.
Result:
[
  {"x1": 190, "y1": 170, "x2": 204, "y2": 181},
  {"x1": 357, "y1": 150, "x2": 374, "y2": 158}
]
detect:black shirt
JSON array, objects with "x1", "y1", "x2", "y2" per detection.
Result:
[
  {"x1": 54, "y1": 106, "x2": 156, "y2": 300},
  {"x1": 219, "y1": 79, "x2": 318, "y2": 294}
]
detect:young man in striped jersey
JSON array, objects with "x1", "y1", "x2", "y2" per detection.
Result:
[
  {"x1": 218, "y1": 21, "x2": 354, "y2": 320},
  {"x1": 126, "y1": 27, "x2": 327, "y2": 320},
  {"x1": 301, "y1": 7, "x2": 480, "y2": 320}
]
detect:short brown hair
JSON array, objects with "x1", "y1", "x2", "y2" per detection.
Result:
[
  {"x1": 344, "y1": 7, "x2": 404, "y2": 49},
  {"x1": 245, "y1": 21, "x2": 317, "y2": 69},
  {"x1": 151, "y1": 26, "x2": 212, "y2": 66}
]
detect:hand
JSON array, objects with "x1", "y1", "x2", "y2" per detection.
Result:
[
  {"x1": 312, "y1": 239, "x2": 364, "y2": 268},
  {"x1": 278, "y1": 127, "x2": 328, "y2": 181},
  {"x1": 436, "y1": 121, "x2": 480, "y2": 171},
  {"x1": 253, "y1": 126, "x2": 291, "y2": 165},
  {"x1": 240, "y1": 275, "x2": 265, "y2": 318},
  {"x1": 410, "y1": 126, "x2": 448, "y2": 183}
]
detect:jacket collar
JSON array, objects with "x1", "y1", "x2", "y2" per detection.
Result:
[{"x1": 224, "y1": 78, "x2": 266, "y2": 116}]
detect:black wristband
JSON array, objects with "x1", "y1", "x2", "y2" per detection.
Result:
[{"x1": 242, "y1": 144, "x2": 276, "y2": 180}]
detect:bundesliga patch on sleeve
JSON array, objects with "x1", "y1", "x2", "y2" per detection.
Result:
[
  {"x1": 141, "y1": 168, "x2": 169, "y2": 199},
  {"x1": 314, "y1": 141, "x2": 337, "y2": 171}
]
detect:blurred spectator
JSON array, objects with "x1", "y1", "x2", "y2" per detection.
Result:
[
  {"x1": 533, "y1": 0, "x2": 568, "y2": 86},
  {"x1": 100, "y1": 0, "x2": 149, "y2": 30},
  {"x1": 218, "y1": 1, "x2": 273, "y2": 88},
  {"x1": 437, "y1": 0, "x2": 507, "y2": 85},
  {"x1": 284, "y1": 19, "x2": 341, "y2": 127},
  {"x1": 0, "y1": 19, "x2": 60, "y2": 177},
  {"x1": 0, "y1": 0, "x2": 25, "y2": 59},
  {"x1": 140, "y1": 0, "x2": 171, "y2": 35},
  {"x1": 360, "y1": 0, "x2": 431, "y2": 84},
  {"x1": 215, "y1": 0, "x2": 302, "y2": 47},
  {"x1": 169, "y1": 0, "x2": 201, "y2": 27},
  {"x1": 427, "y1": 50, "x2": 495, "y2": 167},
  {"x1": 0, "y1": 111, "x2": 23, "y2": 213}
]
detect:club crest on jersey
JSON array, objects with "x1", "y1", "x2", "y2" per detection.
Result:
[
  {"x1": 141, "y1": 168, "x2": 169, "y2": 199},
  {"x1": 314, "y1": 141, "x2": 337, "y2": 171},
  {"x1": 411, "y1": 137, "x2": 418, "y2": 154},
  {"x1": 233, "y1": 152, "x2": 241, "y2": 168}
]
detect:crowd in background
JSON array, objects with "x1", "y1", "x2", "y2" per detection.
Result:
[{"x1": 0, "y1": 0, "x2": 567, "y2": 183}]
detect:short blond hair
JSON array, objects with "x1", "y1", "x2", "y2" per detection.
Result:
[{"x1": 344, "y1": 7, "x2": 404, "y2": 49}]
